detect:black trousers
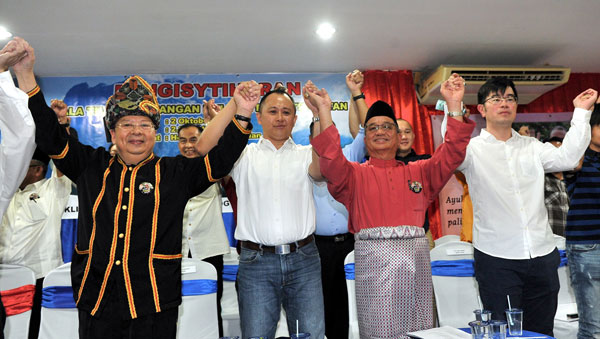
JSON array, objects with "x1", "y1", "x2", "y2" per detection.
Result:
[
  {"x1": 78, "y1": 284, "x2": 178, "y2": 339},
  {"x1": 474, "y1": 248, "x2": 560, "y2": 336},
  {"x1": 195, "y1": 253, "x2": 224, "y2": 338},
  {"x1": 28, "y1": 278, "x2": 44, "y2": 339},
  {"x1": 315, "y1": 233, "x2": 354, "y2": 339}
]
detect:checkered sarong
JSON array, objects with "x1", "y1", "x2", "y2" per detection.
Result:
[{"x1": 354, "y1": 226, "x2": 433, "y2": 339}]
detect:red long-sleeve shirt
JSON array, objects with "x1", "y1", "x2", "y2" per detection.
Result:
[{"x1": 310, "y1": 117, "x2": 475, "y2": 233}]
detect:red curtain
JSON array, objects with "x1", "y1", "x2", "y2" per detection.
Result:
[
  {"x1": 363, "y1": 70, "x2": 441, "y2": 238},
  {"x1": 521, "y1": 73, "x2": 600, "y2": 113}
]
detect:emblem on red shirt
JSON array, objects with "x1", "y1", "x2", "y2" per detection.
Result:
[
  {"x1": 138, "y1": 182, "x2": 154, "y2": 194},
  {"x1": 408, "y1": 180, "x2": 423, "y2": 193}
]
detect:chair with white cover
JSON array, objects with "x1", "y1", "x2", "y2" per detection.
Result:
[
  {"x1": 38, "y1": 263, "x2": 78, "y2": 339},
  {"x1": 433, "y1": 234, "x2": 460, "y2": 247},
  {"x1": 430, "y1": 240, "x2": 480, "y2": 328},
  {"x1": 344, "y1": 250, "x2": 359, "y2": 339},
  {"x1": 553, "y1": 235, "x2": 579, "y2": 339},
  {"x1": 0, "y1": 264, "x2": 36, "y2": 339},
  {"x1": 177, "y1": 258, "x2": 219, "y2": 339},
  {"x1": 221, "y1": 247, "x2": 241, "y2": 337}
]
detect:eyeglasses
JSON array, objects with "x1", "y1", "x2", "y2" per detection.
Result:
[
  {"x1": 484, "y1": 95, "x2": 518, "y2": 105},
  {"x1": 116, "y1": 122, "x2": 155, "y2": 131},
  {"x1": 366, "y1": 122, "x2": 397, "y2": 133}
]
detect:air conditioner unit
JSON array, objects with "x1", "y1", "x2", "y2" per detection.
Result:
[{"x1": 415, "y1": 65, "x2": 571, "y2": 105}]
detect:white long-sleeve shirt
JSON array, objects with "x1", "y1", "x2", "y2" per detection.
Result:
[
  {"x1": 0, "y1": 70, "x2": 36, "y2": 219},
  {"x1": 0, "y1": 163, "x2": 71, "y2": 278},
  {"x1": 458, "y1": 107, "x2": 591, "y2": 259}
]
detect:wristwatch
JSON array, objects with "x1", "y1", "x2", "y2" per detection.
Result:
[
  {"x1": 447, "y1": 111, "x2": 466, "y2": 117},
  {"x1": 312, "y1": 116, "x2": 320, "y2": 123}
]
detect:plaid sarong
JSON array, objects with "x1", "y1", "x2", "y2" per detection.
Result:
[{"x1": 354, "y1": 226, "x2": 433, "y2": 339}]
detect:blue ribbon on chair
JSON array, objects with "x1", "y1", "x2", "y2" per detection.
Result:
[
  {"x1": 431, "y1": 259, "x2": 475, "y2": 277},
  {"x1": 344, "y1": 263, "x2": 355, "y2": 280},
  {"x1": 222, "y1": 265, "x2": 238, "y2": 282},
  {"x1": 558, "y1": 249, "x2": 568, "y2": 267},
  {"x1": 41, "y1": 286, "x2": 76, "y2": 309},
  {"x1": 181, "y1": 279, "x2": 217, "y2": 296}
]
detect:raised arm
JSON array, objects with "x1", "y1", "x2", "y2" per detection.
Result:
[
  {"x1": 196, "y1": 81, "x2": 258, "y2": 155},
  {"x1": 303, "y1": 81, "x2": 332, "y2": 181},
  {"x1": 539, "y1": 89, "x2": 597, "y2": 172},
  {"x1": 346, "y1": 70, "x2": 366, "y2": 138},
  {"x1": 0, "y1": 38, "x2": 36, "y2": 216}
]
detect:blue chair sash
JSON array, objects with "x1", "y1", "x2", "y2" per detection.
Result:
[
  {"x1": 431, "y1": 259, "x2": 475, "y2": 277},
  {"x1": 559, "y1": 249, "x2": 567, "y2": 267},
  {"x1": 223, "y1": 264, "x2": 238, "y2": 282},
  {"x1": 344, "y1": 263, "x2": 355, "y2": 280},
  {"x1": 42, "y1": 279, "x2": 217, "y2": 308},
  {"x1": 41, "y1": 286, "x2": 76, "y2": 309},
  {"x1": 181, "y1": 279, "x2": 217, "y2": 296}
]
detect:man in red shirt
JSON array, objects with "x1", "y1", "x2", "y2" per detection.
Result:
[{"x1": 309, "y1": 74, "x2": 474, "y2": 338}]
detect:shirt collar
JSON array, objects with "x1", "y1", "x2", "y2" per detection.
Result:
[
  {"x1": 257, "y1": 136, "x2": 296, "y2": 151},
  {"x1": 368, "y1": 157, "x2": 399, "y2": 168},
  {"x1": 480, "y1": 128, "x2": 520, "y2": 143}
]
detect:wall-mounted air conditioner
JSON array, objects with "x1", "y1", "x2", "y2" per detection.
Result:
[{"x1": 415, "y1": 65, "x2": 571, "y2": 105}]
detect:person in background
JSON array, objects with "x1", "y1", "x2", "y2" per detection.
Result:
[
  {"x1": 313, "y1": 71, "x2": 366, "y2": 339},
  {"x1": 544, "y1": 136, "x2": 568, "y2": 236},
  {"x1": 564, "y1": 102, "x2": 600, "y2": 339}
]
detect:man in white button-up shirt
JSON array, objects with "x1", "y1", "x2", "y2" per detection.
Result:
[
  {"x1": 230, "y1": 83, "x2": 326, "y2": 339},
  {"x1": 0, "y1": 37, "x2": 36, "y2": 333},
  {"x1": 458, "y1": 77, "x2": 597, "y2": 336}
]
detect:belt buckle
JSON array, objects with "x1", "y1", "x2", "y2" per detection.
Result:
[
  {"x1": 275, "y1": 244, "x2": 291, "y2": 255},
  {"x1": 334, "y1": 235, "x2": 345, "y2": 242}
]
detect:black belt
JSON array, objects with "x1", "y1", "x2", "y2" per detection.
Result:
[
  {"x1": 241, "y1": 235, "x2": 314, "y2": 254},
  {"x1": 315, "y1": 233, "x2": 353, "y2": 243}
]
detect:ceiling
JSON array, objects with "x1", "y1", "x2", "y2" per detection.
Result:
[{"x1": 2, "y1": 0, "x2": 599, "y2": 77}]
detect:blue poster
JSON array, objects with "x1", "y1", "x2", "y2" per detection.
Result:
[{"x1": 37, "y1": 73, "x2": 354, "y2": 155}]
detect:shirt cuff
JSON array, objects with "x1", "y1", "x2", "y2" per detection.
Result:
[
  {"x1": 571, "y1": 107, "x2": 592, "y2": 123},
  {"x1": 310, "y1": 124, "x2": 339, "y2": 159}
]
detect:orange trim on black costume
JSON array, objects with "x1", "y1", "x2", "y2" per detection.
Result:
[
  {"x1": 204, "y1": 155, "x2": 217, "y2": 183},
  {"x1": 89, "y1": 160, "x2": 127, "y2": 315},
  {"x1": 77, "y1": 157, "x2": 115, "y2": 304},
  {"x1": 50, "y1": 143, "x2": 69, "y2": 160},
  {"x1": 147, "y1": 159, "x2": 162, "y2": 312},
  {"x1": 232, "y1": 117, "x2": 252, "y2": 134},
  {"x1": 26, "y1": 86, "x2": 40, "y2": 98}
]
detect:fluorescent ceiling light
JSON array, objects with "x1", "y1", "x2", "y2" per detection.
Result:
[
  {"x1": 0, "y1": 27, "x2": 12, "y2": 40},
  {"x1": 316, "y1": 23, "x2": 335, "y2": 40}
]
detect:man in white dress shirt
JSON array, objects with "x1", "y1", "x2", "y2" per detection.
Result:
[
  {"x1": 229, "y1": 83, "x2": 326, "y2": 339},
  {"x1": 458, "y1": 77, "x2": 597, "y2": 336},
  {"x1": 0, "y1": 37, "x2": 37, "y2": 336}
]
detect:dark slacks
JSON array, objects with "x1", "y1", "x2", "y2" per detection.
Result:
[
  {"x1": 28, "y1": 278, "x2": 44, "y2": 339},
  {"x1": 474, "y1": 248, "x2": 560, "y2": 336},
  {"x1": 78, "y1": 279, "x2": 178, "y2": 339},
  {"x1": 315, "y1": 233, "x2": 354, "y2": 339},
  {"x1": 202, "y1": 254, "x2": 224, "y2": 338}
]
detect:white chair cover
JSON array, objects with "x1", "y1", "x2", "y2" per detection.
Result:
[
  {"x1": 177, "y1": 258, "x2": 218, "y2": 339},
  {"x1": 0, "y1": 264, "x2": 36, "y2": 339},
  {"x1": 344, "y1": 250, "x2": 359, "y2": 339},
  {"x1": 38, "y1": 263, "x2": 77, "y2": 339},
  {"x1": 430, "y1": 240, "x2": 480, "y2": 328},
  {"x1": 433, "y1": 234, "x2": 460, "y2": 247}
]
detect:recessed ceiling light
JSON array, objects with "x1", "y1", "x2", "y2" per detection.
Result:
[
  {"x1": 316, "y1": 23, "x2": 335, "y2": 40},
  {"x1": 0, "y1": 27, "x2": 12, "y2": 40}
]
